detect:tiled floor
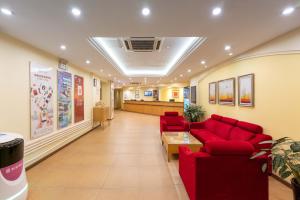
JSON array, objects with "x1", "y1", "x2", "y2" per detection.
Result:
[{"x1": 27, "y1": 111, "x2": 293, "y2": 200}]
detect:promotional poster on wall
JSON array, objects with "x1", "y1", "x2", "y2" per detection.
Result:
[
  {"x1": 30, "y1": 62, "x2": 54, "y2": 139},
  {"x1": 74, "y1": 75, "x2": 84, "y2": 123},
  {"x1": 57, "y1": 71, "x2": 72, "y2": 129}
]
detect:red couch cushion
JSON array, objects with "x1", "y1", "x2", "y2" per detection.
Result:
[
  {"x1": 211, "y1": 114, "x2": 222, "y2": 121},
  {"x1": 236, "y1": 121, "x2": 263, "y2": 133},
  {"x1": 213, "y1": 121, "x2": 235, "y2": 139},
  {"x1": 204, "y1": 119, "x2": 218, "y2": 132},
  {"x1": 164, "y1": 116, "x2": 182, "y2": 126},
  {"x1": 205, "y1": 141, "x2": 255, "y2": 156},
  {"x1": 221, "y1": 116, "x2": 238, "y2": 125},
  {"x1": 191, "y1": 129, "x2": 225, "y2": 144},
  {"x1": 229, "y1": 127, "x2": 255, "y2": 141},
  {"x1": 166, "y1": 126, "x2": 185, "y2": 131},
  {"x1": 164, "y1": 112, "x2": 179, "y2": 116}
]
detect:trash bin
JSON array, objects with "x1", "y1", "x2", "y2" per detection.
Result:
[{"x1": 0, "y1": 132, "x2": 28, "y2": 200}]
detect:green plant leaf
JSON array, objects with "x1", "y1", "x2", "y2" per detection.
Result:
[
  {"x1": 280, "y1": 171, "x2": 292, "y2": 179},
  {"x1": 291, "y1": 143, "x2": 300, "y2": 153},
  {"x1": 279, "y1": 165, "x2": 287, "y2": 174}
]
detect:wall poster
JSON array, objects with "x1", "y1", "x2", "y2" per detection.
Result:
[
  {"x1": 238, "y1": 74, "x2": 254, "y2": 107},
  {"x1": 74, "y1": 75, "x2": 84, "y2": 122},
  {"x1": 209, "y1": 82, "x2": 217, "y2": 104},
  {"x1": 57, "y1": 71, "x2": 72, "y2": 129},
  {"x1": 218, "y1": 78, "x2": 235, "y2": 105},
  {"x1": 30, "y1": 62, "x2": 54, "y2": 139}
]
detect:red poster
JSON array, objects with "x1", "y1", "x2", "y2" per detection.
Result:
[{"x1": 74, "y1": 75, "x2": 84, "y2": 122}]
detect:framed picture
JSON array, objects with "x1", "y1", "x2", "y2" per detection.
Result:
[
  {"x1": 238, "y1": 74, "x2": 254, "y2": 107},
  {"x1": 209, "y1": 82, "x2": 217, "y2": 104},
  {"x1": 218, "y1": 78, "x2": 235, "y2": 105},
  {"x1": 172, "y1": 89, "x2": 179, "y2": 98},
  {"x1": 191, "y1": 86, "x2": 196, "y2": 104}
]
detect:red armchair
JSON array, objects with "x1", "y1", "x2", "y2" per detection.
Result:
[
  {"x1": 179, "y1": 141, "x2": 269, "y2": 200},
  {"x1": 160, "y1": 112, "x2": 189, "y2": 134}
]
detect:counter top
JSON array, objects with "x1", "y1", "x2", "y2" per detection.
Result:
[{"x1": 124, "y1": 100, "x2": 183, "y2": 107}]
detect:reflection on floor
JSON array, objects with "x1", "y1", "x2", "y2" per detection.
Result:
[{"x1": 27, "y1": 111, "x2": 293, "y2": 200}]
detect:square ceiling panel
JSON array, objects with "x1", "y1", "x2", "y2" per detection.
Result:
[{"x1": 90, "y1": 36, "x2": 205, "y2": 77}]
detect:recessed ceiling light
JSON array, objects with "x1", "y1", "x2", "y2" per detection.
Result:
[
  {"x1": 229, "y1": 52, "x2": 233, "y2": 56},
  {"x1": 108, "y1": 74, "x2": 112, "y2": 77},
  {"x1": 224, "y1": 45, "x2": 231, "y2": 51},
  {"x1": 85, "y1": 60, "x2": 91, "y2": 64},
  {"x1": 201, "y1": 60, "x2": 206, "y2": 65},
  {"x1": 71, "y1": 7, "x2": 81, "y2": 17},
  {"x1": 282, "y1": 7, "x2": 295, "y2": 16},
  {"x1": 187, "y1": 69, "x2": 192, "y2": 73},
  {"x1": 118, "y1": 80, "x2": 121, "y2": 83},
  {"x1": 60, "y1": 45, "x2": 66, "y2": 50},
  {"x1": 180, "y1": 74, "x2": 183, "y2": 77},
  {"x1": 212, "y1": 7, "x2": 222, "y2": 16},
  {"x1": 142, "y1": 7, "x2": 150, "y2": 16},
  {"x1": 1, "y1": 8, "x2": 13, "y2": 16}
]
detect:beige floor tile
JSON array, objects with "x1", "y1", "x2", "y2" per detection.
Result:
[
  {"x1": 103, "y1": 166, "x2": 140, "y2": 189},
  {"x1": 26, "y1": 111, "x2": 293, "y2": 200},
  {"x1": 96, "y1": 188, "x2": 139, "y2": 200}
]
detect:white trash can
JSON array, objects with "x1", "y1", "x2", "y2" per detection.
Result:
[{"x1": 0, "y1": 132, "x2": 28, "y2": 200}]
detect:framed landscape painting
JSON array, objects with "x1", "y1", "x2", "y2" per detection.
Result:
[
  {"x1": 209, "y1": 82, "x2": 217, "y2": 104},
  {"x1": 238, "y1": 74, "x2": 254, "y2": 107},
  {"x1": 218, "y1": 78, "x2": 235, "y2": 105}
]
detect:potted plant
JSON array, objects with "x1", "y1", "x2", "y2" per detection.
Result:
[
  {"x1": 253, "y1": 137, "x2": 300, "y2": 200},
  {"x1": 184, "y1": 105, "x2": 205, "y2": 122}
]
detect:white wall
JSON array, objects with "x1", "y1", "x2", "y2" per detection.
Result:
[{"x1": 0, "y1": 32, "x2": 103, "y2": 167}]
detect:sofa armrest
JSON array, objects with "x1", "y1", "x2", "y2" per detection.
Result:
[
  {"x1": 248, "y1": 134, "x2": 272, "y2": 151},
  {"x1": 190, "y1": 122, "x2": 205, "y2": 129}
]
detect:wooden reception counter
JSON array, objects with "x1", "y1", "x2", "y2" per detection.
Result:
[{"x1": 123, "y1": 100, "x2": 184, "y2": 116}]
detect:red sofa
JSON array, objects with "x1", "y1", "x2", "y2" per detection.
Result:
[
  {"x1": 190, "y1": 114, "x2": 272, "y2": 151},
  {"x1": 160, "y1": 112, "x2": 189, "y2": 134},
  {"x1": 179, "y1": 141, "x2": 269, "y2": 200}
]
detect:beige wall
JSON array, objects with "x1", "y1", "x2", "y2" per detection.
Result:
[
  {"x1": 191, "y1": 28, "x2": 300, "y2": 140},
  {"x1": 0, "y1": 32, "x2": 106, "y2": 167}
]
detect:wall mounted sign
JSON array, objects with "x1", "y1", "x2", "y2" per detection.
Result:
[
  {"x1": 74, "y1": 75, "x2": 84, "y2": 122},
  {"x1": 57, "y1": 71, "x2": 72, "y2": 129},
  {"x1": 30, "y1": 62, "x2": 54, "y2": 139},
  {"x1": 218, "y1": 78, "x2": 235, "y2": 105},
  {"x1": 238, "y1": 74, "x2": 255, "y2": 107},
  {"x1": 172, "y1": 89, "x2": 180, "y2": 98}
]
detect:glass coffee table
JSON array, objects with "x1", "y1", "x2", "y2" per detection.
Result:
[{"x1": 161, "y1": 132, "x2": 203, "y2": 162}]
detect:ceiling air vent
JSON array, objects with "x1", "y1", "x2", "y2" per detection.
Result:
[{"x1": 123, "y1": 37, "x2": 162, "y2": 52}]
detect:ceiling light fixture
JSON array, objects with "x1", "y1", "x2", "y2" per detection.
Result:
[
  {"x1": 224, "y1": 45, "x2": 231, "y2": 51},
  {"x1": 180, "y1": 74, "x2": 183, "y2": 77},
  {"x1": 282, "y1": 7, "x2": 295, "y2": 16},
  {"x1": 60, "y1": 45, "x2": 66, "y2": 50},
  {"x1": 201, "y1": 60, "x2": 206, "y2": 65},
  {"x1": 212, "y1": 7, "x2": 222, "y2": 16},
  {"x1": 108, "y1": 74, "x2": 112, "y2": 77},
  {"x1": 1, "y1": 8, "x2": 13, "y2": 16},
  {"x1": 187, "y1": 69, "x2": 192, "y2": 73},
  {"x1": 229, "y1": 52, "x2": 233, "y2": 56},
  {"x1": 71, "y1": 7, "x2": 81, "y2": 17},
  {"x1": 85, "y1": 60, "x2": 91, "y2": 64},
  {"x1": 142, "y1": 7, "x2": 150, "y2": 16}
]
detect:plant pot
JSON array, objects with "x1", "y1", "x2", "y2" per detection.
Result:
[{"x1": 292, "y1": 178, "x2": 300, "y2": 200}]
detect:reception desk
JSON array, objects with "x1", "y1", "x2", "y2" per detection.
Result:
[{"x1": 123, "y1": 100, "x2": 184, "y2": 116}]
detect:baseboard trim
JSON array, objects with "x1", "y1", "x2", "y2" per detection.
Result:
[
  {"x1": 271, "y1": 174, "x2": 292, "y2": 188},
  {"x1": 24, "y1": 120, "x2": 93, "y2": 168}
]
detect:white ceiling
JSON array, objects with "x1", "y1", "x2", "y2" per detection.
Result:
[
  {"x1": 0, "y1": 0, "x2": 300, "y2": 87},
  {"x1": 91, "y1": 37, "x2": 205, "y2": 76}
]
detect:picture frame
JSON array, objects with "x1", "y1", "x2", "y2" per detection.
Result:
[
  {"x1": 172, "y1": 89, "x2": 179, "y2": 98},
  {"x1": 218, "y1": 78, "x2": 235, "y2": 105},
  {"x1": 209, "y1": 82, "x2": 217, "y2": 104},
  {"x1": 238, "y1": 74, "x2": 255, "y2": 107}
]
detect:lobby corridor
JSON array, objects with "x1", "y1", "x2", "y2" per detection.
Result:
[{"x1": 26, "y1": 111, "x2": 292, "y2": 200}]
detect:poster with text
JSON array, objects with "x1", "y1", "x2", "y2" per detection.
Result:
[
  {"x1": 74, "y1": 75, "x2": 84, "y2": 122},
  {"x1": 57, "y1": 71, "x2": 72, "y2": 129},
  {"x1": 30, "y1": 62, "x2": 54, "y2": 139}
]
